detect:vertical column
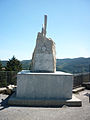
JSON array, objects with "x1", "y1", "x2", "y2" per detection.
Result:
[
  {"x1": 44, "y1": 15, "x2": 47, "y2": 37},
  {"x1": 41, "y1": 15, "x2": 47, "y2": 37}
]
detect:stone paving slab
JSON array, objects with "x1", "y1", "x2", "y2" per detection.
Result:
[{"x1": 0, "y1": 90, "x2": 90, "y2": 120}]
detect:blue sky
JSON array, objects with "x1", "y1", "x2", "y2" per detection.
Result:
[{"x1": 0, "y1": 0, "x2": 90, "y2": 60}]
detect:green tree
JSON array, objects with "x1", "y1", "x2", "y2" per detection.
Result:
[
  {"x1": 6, "y1": 56, "x2": 22, "y2": 72},
  {"x1": 0, "y1": 61, "x2": 2, "y2": 71}
]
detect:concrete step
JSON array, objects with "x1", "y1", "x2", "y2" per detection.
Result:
[
  {"x1": 72, "y1": 87, "x2": 85, "y2": 93},
  {"x1": 8, "y1": 93, "x2": 82, "y2": 107}
]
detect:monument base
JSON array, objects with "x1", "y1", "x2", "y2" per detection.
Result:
[
  {"x1": 8, "y1": 92, "x2": 82, "y2": 107},
  {"x1": 8, "y1": 71, "x2": 82, "y2": 107},
  {"x1": 16, "y1": 71, "x2": 73, "y2": 100}
]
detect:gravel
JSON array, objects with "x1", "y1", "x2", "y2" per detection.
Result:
[{"x1": 0, "y1": 90, "x2": 90, "y2": 120}]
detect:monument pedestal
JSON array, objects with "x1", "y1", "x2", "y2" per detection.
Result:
[
  {"x1": 16, "y1": 71, "x2": 73, "y2": 99},
  {"x1": 8, "y1": 70, "x2": 82, "y2": 107}
]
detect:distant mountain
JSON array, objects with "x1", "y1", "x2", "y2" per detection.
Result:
[
  {"x1": 1, "y1": 60, "x2": 8, "y2": 67},
  {"x1": 56, "y1": 57, "x2": 90, "y2": 73},
  {"x1": 1, "y1": 60, "x2": 31, "y2": 70},
  {"x1": 1, "y1": 57, "x2": 90, "y2": 73},
  {"x1": 21, "y1": 60, "x2": 31, "y2": 70}
]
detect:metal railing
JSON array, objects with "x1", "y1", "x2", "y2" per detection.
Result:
[
  {"x1": 0, "y1": 71, "x2": 17, "y2": 87},
  {"x1": 0, "y1": 71, "x2": 90, "y2": 88},
  {"x1": 73, "y1": 72, "x2": 90, "y2": 88}
]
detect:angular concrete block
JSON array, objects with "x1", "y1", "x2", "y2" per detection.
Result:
[{"x1": 16, "y1": 71, "x2": 73, "y2": 100}]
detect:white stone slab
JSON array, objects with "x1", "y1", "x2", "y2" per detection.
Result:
[{"x1": 18, "y1": 70, "x2": 72, "y2": 75}]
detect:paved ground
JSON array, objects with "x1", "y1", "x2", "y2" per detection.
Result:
[{"x1": 0, "y1": 90, "x2": 90, "y2": 120}]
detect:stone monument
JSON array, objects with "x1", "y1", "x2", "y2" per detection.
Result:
[
  {"x1": 31, "y1": 15, "x2": 56, "y2": 72},
  {"x1": 8, "y1": 15, "x2": 82, "y2": 107}
]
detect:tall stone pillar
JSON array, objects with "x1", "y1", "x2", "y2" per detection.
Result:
[{"x1": 31, "y1": 15, "x2": 56, "y2": 72}]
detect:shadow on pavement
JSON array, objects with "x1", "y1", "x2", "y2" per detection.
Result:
[{"x1": 0, "y1": 95, "x2": 10, "y2": 111}]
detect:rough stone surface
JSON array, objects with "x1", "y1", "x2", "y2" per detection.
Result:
[
  {"x1": 16, "y1": 71, "x2": 73, "y2": 100},
  {"x1": 31, "y1": 32, "x2": 56, "y2": 72}
]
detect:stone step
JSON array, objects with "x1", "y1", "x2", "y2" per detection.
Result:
[
  {"x1": 8, "y1": 93, "x2": 82, "y2": 107},
  {"x1": 72, "y1": 87, "x2": 85, "y2": 93}
]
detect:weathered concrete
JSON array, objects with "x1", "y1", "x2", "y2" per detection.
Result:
[
  {"x1": 31, "y1": 32, "x2": 56, "y2": 72},
  {"x1": 16, "y1": 71, "x2": 73, "y2": 100}
]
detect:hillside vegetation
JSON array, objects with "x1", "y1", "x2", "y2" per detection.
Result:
[
  {"x1": 1, "y1": 57, "x2": 90, "y2": 74},
  {"x1": 56, "y1": 57, "x2": 90, "y2": 73}
]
